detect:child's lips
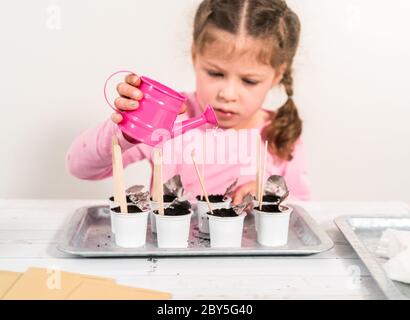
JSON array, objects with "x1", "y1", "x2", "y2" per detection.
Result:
[{"x1": 214, "y1": 108, "x2": 239, "y2": 119}]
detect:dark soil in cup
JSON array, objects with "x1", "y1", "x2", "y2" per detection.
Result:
[
  {"x1": 254, "y1": 205, "x2": 281, "y2": 213},
  {"x1": 109, "y1": 195, "x2": 132, "y2": 203},
  {"x1": 154, "y1": 207, "x2": 190, "y2": 216},
  {"x1": 196, "y1": 194, "x2": 226, "y2": 203},
  {"x1": 150, "y1": 195, "x2": 177, "y2": 202},
  {"x1": 207, "y1": 208, "x2": 238, "y2": 217},
  {"x1": 264, "y1": 195, "x2": 281, "y2": 203},
  {"x1": 112, "y1": 205, "x2": 143, "y2": 214},
  {"x1": 254, "y1": 195, "x2": 281, "y2": 203}
]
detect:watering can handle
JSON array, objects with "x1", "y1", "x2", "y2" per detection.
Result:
[{"x1": 104, "y1": 70, "x2": 136, "y2": 112}]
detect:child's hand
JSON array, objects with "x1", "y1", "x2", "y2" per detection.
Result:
[
  {"x1": 232, "y1": 181, "x2": 257, "y2": 205},
  {"x1": 111, "y1": 74, "x2": 144, "y2": 124},
  {"x1": 111, "y1": 74, "x2": 187, "y2": 124}
]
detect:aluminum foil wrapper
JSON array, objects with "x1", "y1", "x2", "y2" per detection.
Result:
[
  {"x1": 265, "y1": 175, "x2": 289, "y2": 204},
  {"x1": 125, "y1": 185, "x2": 145, "y2": 195},
  {"x1": 232, "y1": 193, "x2": 254, "y2": 216},
  {"x1": 223, "y1": 178, "x2": 238, "y2": 201},
  {"x1": 163, "y1": 175, "x2": 184, "y2": 197},
  {"x1": 128, "y1": 190, "x2": 151, "y2": 212},
  {"x1": 168, "y1": 195, "x2": 192, "y2": 211}
]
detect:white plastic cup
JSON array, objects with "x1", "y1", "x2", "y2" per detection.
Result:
[
  {"x1": 208, "y1": 212, "x2": 246, "y2": 248},
  {"x1": 253, "y1": 205, "x2": 293, "y2": 247},
  {"x1": 252, "y1": 200, "x2": 263, "y2": 233},
  {"x1": 196, "y1": 197, "x2": 231, "y2": 234},
  {"x1": 111, "y1": 208, "x2": 149, "y2": 248},
  {"x1": 110, "y1": 210, "x2": 117, "y2": 234},
  {"x1": 109, "y1": 198, "x2": 133, "y2": 234},
  {"x1": 149, "y1": 201, "x2": 173, "y2": 233},
  {"x1": 109, "y1": 200, "x2": 116, "y2": 234},
  {"x1": 252, "y1": 199, "x2": 281, "y2": 232},
  {"x1": 155, "y1": 210, "x2": 193, "y2": 248}
]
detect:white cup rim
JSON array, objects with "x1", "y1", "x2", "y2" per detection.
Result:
[
  {"x1": 253, "y1": 205, "x2": 292, "y2": 216},
  {"x1": 208, "y1": 212, "x2": 246, "y2": 221},
  {"x1": 111, "y1": 211, "x2": 149, "y2": 220},
  {"x1": 111, "y1": 207, "x2": 149, "y2": 216},
  {"x1": 154, "y1": 209, "x2": 193, "y2": 220}
]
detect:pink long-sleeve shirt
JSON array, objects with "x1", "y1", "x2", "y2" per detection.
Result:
[{"x1": 66, "y1": 92, "x2": 311, "y2": 201}]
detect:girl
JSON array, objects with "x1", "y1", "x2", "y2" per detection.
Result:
[{"x1": 66, "y1": 0, "x2": 311, "y2": 204}]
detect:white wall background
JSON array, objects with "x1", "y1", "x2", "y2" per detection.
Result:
[{"x1": 0, "y1": 0, "x2": 409, "y2": 202}]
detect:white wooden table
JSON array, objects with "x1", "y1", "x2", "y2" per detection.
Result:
[{"x1": 0, "y1": 199, "x2": 409, "y2": 300}]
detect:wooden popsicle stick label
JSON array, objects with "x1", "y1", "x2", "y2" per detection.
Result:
[
  {"x1": 157, "y1": 149, "x2": 165, "y2": 216},
  {"x1": 153, "y1": 148, "x2": 164, "y2": 215},
  {"x1": 256, "y1": 134, "x2": 261, "y2": 204},
  {"x1": 259, "y1": 141, "x2": 268, "y2": 210},
  {"x1": 191, "y1": 152, "x2": 213, "y2": 215},
  {"x1": 112, "y1": 136, "x2": 128, "y2": 214}
]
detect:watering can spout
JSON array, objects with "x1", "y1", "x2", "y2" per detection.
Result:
[{"x1": 171, "y1": 105, "x2": 218, "y2": 138}]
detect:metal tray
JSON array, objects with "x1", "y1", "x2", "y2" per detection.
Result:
[
  {"x1": 57, "y1": 204, "x2": 334, "y2": 257},
  {"x1": 335, "y1": 215, "x2": 410, "y2": 300}
]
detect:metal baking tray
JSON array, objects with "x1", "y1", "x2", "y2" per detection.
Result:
[
  {"x1": 57, "y1": 204, "x2": 334, "y2": 257},
  {"x1": 335, "y1": 215, "x2": 410, "y2": 300}
]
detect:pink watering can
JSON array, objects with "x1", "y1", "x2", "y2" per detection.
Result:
[{"x1": 104, "y1": 71, "x2": 218, "y2": 147}]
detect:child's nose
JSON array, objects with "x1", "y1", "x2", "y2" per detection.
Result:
[{"x1": 218, "y1": 84, "x2": 237, "y2": 102}]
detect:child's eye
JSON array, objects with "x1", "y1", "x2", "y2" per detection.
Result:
[
  {"x1": 243, "y1": 78, "x2": 258, "y2": 86},
  {"x1": 207, "y1": 70, "x2": 224, "y2": 78}
]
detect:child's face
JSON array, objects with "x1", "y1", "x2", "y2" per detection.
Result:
[{"x1": 192, "y1": 33, "x2": 284, "y2": 129}]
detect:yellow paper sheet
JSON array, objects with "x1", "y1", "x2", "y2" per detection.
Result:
[
  {"x1": 67, "y1": 282, "x2": 172, "y2": 300},
  {"x1": 2, "y1": 268, "x2": 113, "y2": 300},
  {"x1": 0, "y1": 271, "x2": 22, "y2": 298}
]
